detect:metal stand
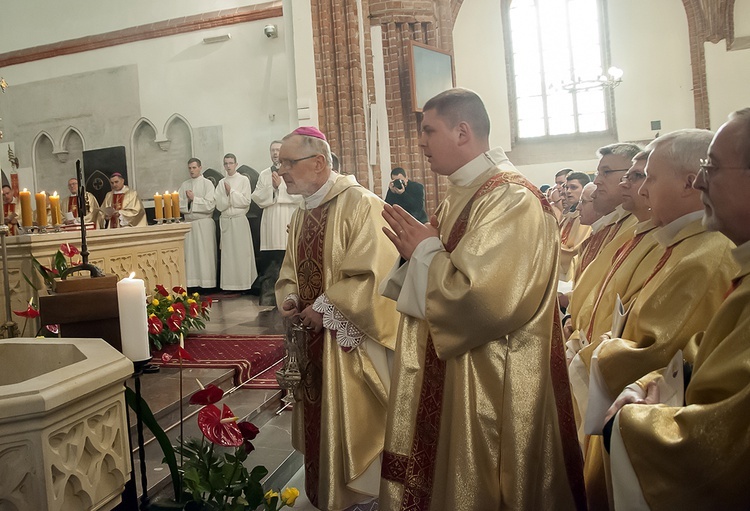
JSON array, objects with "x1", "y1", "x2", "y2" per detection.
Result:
[{"x1": 133, "y1": 359, "x2": 151, "y2": 511}]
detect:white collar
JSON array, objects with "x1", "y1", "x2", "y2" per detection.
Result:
[
  {"x1": 448, "y1": 147, "x2": 514, "y2": 187},
  {"x1": 591, "y1": 207, "x2": 620, "y2": 234},
  {"x1": 653, "y1": 210, "x2": 704, "y2": 247},
  {"x1": 732, "y1": 239, "x2": 750, "y2": 267},
  {"x1": 304, "y1": 171, "x2": 336, "y2": 210}
]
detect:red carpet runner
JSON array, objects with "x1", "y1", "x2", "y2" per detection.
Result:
[{"x1": 150, "y1": 334, "x2": 284, "y2": 389}]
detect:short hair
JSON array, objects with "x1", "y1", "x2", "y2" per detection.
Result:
[
  {"x1": 188, "y1": 157, "x2": 202, "y2": 166},
  {"x1": 223, "y1": 153, "x2": 237, "y2": 163},
  {"x1": 270, "y1": 140, "x2": 283, "y2": 148},
  {"x1": 728, "y1": 108, "x2": 750, "y2": 167},
  {"x1": 646, "y1": 129, "x2": 714, "y2": 176},
  {"x1": 555, "y1": 168, "x2": 573, "y2": 178},
  {"x1": 539, "y1": 184, "x2": 551, "y2": 193},
  {"x1": 597, "y1": 143, "x2": 642, "y2": 161},
  {"x1": 331, "y1": 152, "x2": 340, "y2": 171},
  {"x1": 391, "y1": 167, "x2": 407, "y2": 178},
  {"x1": 2, "y1": 185, "x2": 11, "y2": 190},
  {"x1": 282, "y1": 133, "x2": 333, "y2": 168},
  {"x1": 632, "y1": 150, "x2": 651, "y2": 162},
  {"x1": 422, "y1": 88, "x2": 491, "y2": 140},
  {"x1": 566, "y1": 172, "x2": 590, "y2": 186}
]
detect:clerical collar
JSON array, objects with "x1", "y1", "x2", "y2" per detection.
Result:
[
  {"x1": 303, "y1": 171, "x2": 336, "y2": 210},
  {"x1": 633, "y1": 218, "x2": 657, "y2": 235},
  {"x1": 731, "y1": 240, "x2": 750, "y2": 278},
  {"x1": 448, "y1": 147, "x2": 513, "y2": 187},
  {"x1": 653, "y1": 210, "x2": 704, "y2": 247},
  {"x1": 590, "y1": 207, "x2": 620, "y2": 234}
]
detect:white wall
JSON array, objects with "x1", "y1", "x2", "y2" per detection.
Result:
[{"x1": 705, "y1": 40, "x2": 750, "y2": 129}]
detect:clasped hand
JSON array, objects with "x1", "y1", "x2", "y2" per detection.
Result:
[
  {"x1": 382, "y1": 204, "x2": 439, "y2": 260},
  {"x1": 280, "y1": 299, "x2": 323, "y2": 332}
]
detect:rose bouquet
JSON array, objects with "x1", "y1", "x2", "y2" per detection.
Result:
[{"x1": 147, "y1": 285, "x2": 212, "y2": 349}]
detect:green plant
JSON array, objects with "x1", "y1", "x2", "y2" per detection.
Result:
[{"x1": 147, "y1": 285, "x2": 212, "y2": 350}]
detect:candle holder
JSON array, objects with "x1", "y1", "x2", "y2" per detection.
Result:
[
  {"x1": 154, "y1": 217, "x2": 182, "y2": 225},
  {"x1": 276, "y1": 318, "x2": 309, "y2": 405},
  {"x1": 18, "y1": 224, "x2": 39, "y2": 235}
]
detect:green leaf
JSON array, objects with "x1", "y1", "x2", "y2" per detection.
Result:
[
  {"x1": 22, "y1": 271, "x2": 40, "y2": 292},
  {"x1": 53, "y1": 250, "x2": 68, "y2": 274},
  {"x1": 124, "y1": 386, "x2": 181, "y2": 498},
  {"x1": 250, "y1": 465, "x2": 269, "y2": 482},
  {"x1": 244, "y1": 480, "x2": 265, "y2": 509},
  {"x1": 208, "y1": 469, "x2": 226, "y2": 490}
]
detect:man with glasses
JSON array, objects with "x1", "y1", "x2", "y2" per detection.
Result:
[
  {"x1": 580, "y1": 129, "x2": 737, "y2": 510},
  {"x1": 559, "y1": 171, "x2": 592, "y2": 281},
  {"x1": 602, "y1": 109, "x2": 750, "y2": 509},
  {"x1": 275, "y1": 126, "x2": 399, "y2": 511},
  {"x1": 215, "y1": 153, "x2": 257, "y2": 291}
]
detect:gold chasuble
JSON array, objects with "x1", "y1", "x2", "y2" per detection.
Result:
[
  {"x1": 3, "y1": 201, "x2": 19, "y2": 235},
  {"x1": 63, "y1": 192, "x2": 101, "y2": 227},
  {"x1": 275, "y1": 174, "x2": 399, "y2": 511},
  {"x1": 611, "y1": 242, "x2": 750, "y2": 509},
  {"x1": 380, "y1": 162, "x2": 582, "y2": 511},
  {"x1": 559, "y1": 209, "x2": 592, "y2": 282},
  {"x1": 101, "y1": 186, "x2": 147, "y2": 228},
  {"x1": 582, "y1": 217, "x2": 736, "y2": 511}
]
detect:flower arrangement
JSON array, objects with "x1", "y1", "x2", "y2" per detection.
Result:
[
  {"x1": 147, "y1": 285, "x2": 212, "y2": 350},
  {"x1": 27, "y1": 242, "x2": 82, "y2": 290},
  {"x1": 175, "y1": 380, "x2": 298, "y2": 511}
]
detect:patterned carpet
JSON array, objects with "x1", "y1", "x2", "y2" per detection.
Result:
[{"x1": 150, "y1": 333, "x2": 285, "y2": 389}]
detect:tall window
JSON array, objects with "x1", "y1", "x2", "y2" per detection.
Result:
[{"x1": 508, "y1": 0, "x2": 611, "y2": 139}]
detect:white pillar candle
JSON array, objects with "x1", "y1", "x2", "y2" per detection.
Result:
[{"x1": 117, "y1": 272, "x2": 151, "y2": 362}]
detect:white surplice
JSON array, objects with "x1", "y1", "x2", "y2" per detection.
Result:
[
  {"x1": 178, "y1": 175, "x2": 217, "y2": 288},
  {"x1": 215, "y1": 172, "x2": 257, "y2": 290},
  {"x1": 251, "y1": 166, "x2": 303, "y2": 251}
]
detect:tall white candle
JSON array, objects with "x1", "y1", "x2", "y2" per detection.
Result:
[{"x1": 117, "y1": 272, "x2": 151, "y2": 362}]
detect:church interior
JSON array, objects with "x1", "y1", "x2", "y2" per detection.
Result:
[{"x1": 0, "y1": 0, "x2": 748, "y2": 510}]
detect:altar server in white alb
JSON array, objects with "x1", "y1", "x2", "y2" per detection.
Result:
[
  {"x1": 251, "y1": 140, "x2": 303, "y2": 306},
  {"x1": 215, "y1": 153, "x2": 257, "y2": 291},
  {"x1": 178, "y1": 158, "x2": 217, "y2": 289}
]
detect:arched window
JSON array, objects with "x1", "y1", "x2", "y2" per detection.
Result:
[{"x1": 506, "y1": 0, "x2": 614, "y2": 139}]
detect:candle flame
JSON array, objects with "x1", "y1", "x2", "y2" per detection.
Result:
[
  {"x1": 53, "y1": 191, "x2": 58, "y2": 196},
  {"x1": 165, "y1": 191, "x2": 170, "y2": 195},
  {"x1": 23, "y1": 188, "x2": 27, "y2": 192},
  {"x1": 129, "y1": 272, "x2": 135, "y2": 279}
]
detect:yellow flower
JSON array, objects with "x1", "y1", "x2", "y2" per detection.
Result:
[
  {"x1": 167, "y1": 295, "x2": 173, "y2": 302},
  {"x1": 264, "y1": 489, "x2": 279, "y2": 504},
  {"x1": 149, "y1": 313, "x2": 157, "y2": 319},
  {"x1": 168, "y1": 306, "x2": 174, "y2": 312},
  {"x1": 151, "y1": 299, "x2": 160, "y2": 306},
  {"x1": 187, "y1": 298, "x2": 196, "y2": 304},
  {"x1": 193, "y1": 292, "x2": 199, "y2": 298},
  {"x1": 281, "y1": 487, "x2": 300, "y2": 506},
  {"x1": 182, "y1": 292, "x2": 187, "y2": 297}
]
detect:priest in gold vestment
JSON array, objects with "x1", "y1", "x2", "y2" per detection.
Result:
[
  {"x1": 101, "y1": 173, "x2": 147, "y2": 228},
  {"x1": 582, "y1": 129, "x2": 737, "y2": 510},
  {"x1": 63, "y1": 177, "x2": 102, "y2": 227},
  {"x1": 379, "y1": 89, "x2": 583, "y2": 511},
  {"x1": 275, "y1": 127, "x2": 399, "y2": 511},
  {"x1": 604, "y1": 109, "x2": 750, "y2": 510},
  {"x1": 559, "y1": 172, "x2": 592, "y2": 282}
]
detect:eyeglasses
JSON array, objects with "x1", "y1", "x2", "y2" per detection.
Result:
[
  {"x1": 698, "y1": 158, "x2": 749, "y2": 178},
  {"x1": 579, "y1": 198, "x2": 594, "y2": 205},
  {"x1": 596, "y1": 168, "x2": 630, "y2": 177},
  {"x1": 619, "y1": 171, "x2": 646, "y2": 184},
  {"x1": 279, "y1": 154, "x2": 319, "y2": 170}
]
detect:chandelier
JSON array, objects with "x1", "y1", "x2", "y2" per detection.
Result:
[{"x1": 562, "y1": 66, "x2": 623, "y2": 92}]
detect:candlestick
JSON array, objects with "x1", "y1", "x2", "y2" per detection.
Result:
[
  {"x1": 35, "y1": 191, "x2": 47, "y2": 227},
  {"x1": 163, "y1": 191, "x2": 173, "y2": 220},
  {"x1": 171, "y1": 191, "x2": 180, "y2": 219},
  {"x1": 19, "y1": 189, "x2": 33, "y2": 228},
  {"x1": 153, "y1": 193, "x2": 163, "y2": 220},
  {"x1": 49, "y1": 192, "x2": 62, "y2": 225},
  {"x1": 117, "y1": 272, "x2": 151, "y2": 362}
]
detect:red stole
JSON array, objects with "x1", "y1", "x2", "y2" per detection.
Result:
[
  {"x1": 295, "y1": 204, "x2": 330, "y2": 509},
  {"x1": 3, "y1": 203, "x2": 17, "y2": 235},
  {"x1": 382, "y1": 172, "x2": 586, "y2": 511},
  {"x1": 110, "y1": 193, "x2": 124, "y2": 229},
  {"x1": 561, "y1": 215, "x2": 575, "y2": 244},
  {"x1": 68, "y1": 196, "x2": 78, "y2": 218}
]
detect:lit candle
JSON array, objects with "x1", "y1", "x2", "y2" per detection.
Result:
[
  {"x1": 171, "y1": 191, "x2": 180, "y2": 219},
  {"x1": 163, "y1": 191, "x2": 173, "y2": 219},
  {"x1": 153, "y1": 193, "x2": 163, "y2": 220},
  {"x1": 49, "y1": 191, "x2": 62, "y2": 225},
  {"x1": 35, "y1": 191, "x2": 47, "y2": 227},
  {"x1": 117, "y1": 272, "x2": 151, "y2": 362},
  {"x1": 19, "y1": 189, "x2": 33, "y2": 227}
]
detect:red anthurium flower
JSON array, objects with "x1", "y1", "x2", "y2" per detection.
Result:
[
  {"x1": 205, "y1": 296, "x2": 213, "y2": 307},
  {"x1": 41, "y1": 265, "x2": 59, "y2": 276},
  {"x1": 167, "y1": 313, "x2": 182, "y2": 332},
  {"x1": 198, "y1": 404, "x2": 243, "y2": 447},
  {"x1": 172, "y1": 286, "x2": 186, "y2": 295},
  {"x1": 45, "y1": 324, "x2": 60, "y2": 335},
  {"x1": 190, "y1": 383, "x2": 224, "y2": 405},
  {"x1": 177, "y1": 346, "x2": 196, "y2": 361},
  {"x1": 189, "y1": 302, "x2": 200, "y2": 318},
  {"x1": 148, "y1": 315, "x2": 163, "y2": 334},
  {"x1": 13, "y1": 304, "x2": 40, "y2": 318},
  {"x1": 172, "y1": 302, "x2": 187, "y2": 320},
  {"x1": 156, "y1": 284, "x2": 169, "y2": 297},
  {"x1": 161, "y1": 353, "x2": 173, "y2": 363},
  {"x1": 59, "y1": 243, "x2": 80, "y2": 258}
]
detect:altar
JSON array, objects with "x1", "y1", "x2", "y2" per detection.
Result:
[{"x1": 1, "y1": 223, "x2": 191, "y2": 336}]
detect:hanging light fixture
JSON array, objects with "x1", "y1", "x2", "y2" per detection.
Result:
[{"x1": 562, "y1": 66, "x2": 624, "y2": 92}]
